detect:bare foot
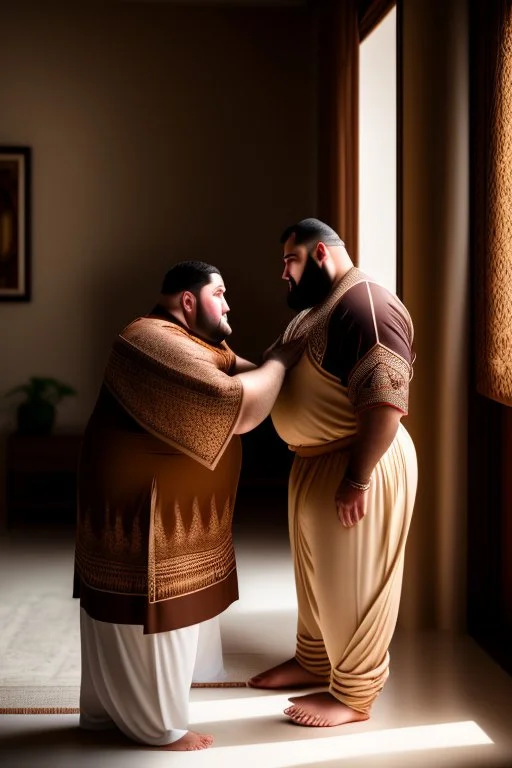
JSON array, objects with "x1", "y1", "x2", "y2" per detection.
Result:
[
  {"x1": 247, "y1": 658, "x2": 329, "y2": 689},
  {"x1": 284, "y1": 692, "x2": 369, "y2": 727},
  {"x1": 160, "y1": 731, "x2": 214, "y2": 751}
]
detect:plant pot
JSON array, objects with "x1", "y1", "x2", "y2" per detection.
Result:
[{"x1": 17, "y1": 401, "x2": 56, "y2": 435}]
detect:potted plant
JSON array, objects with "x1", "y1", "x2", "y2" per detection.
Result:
[{"x1": 5, "y1": 376, "x2": 77, "y2": 435}]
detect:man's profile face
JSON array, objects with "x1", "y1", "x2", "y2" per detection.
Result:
[
  {"x1": 282, "y1": 237, "x2": 332, "y2": 311},
  {"x1": 193, "y1": 273, "x2": 232, "y2": 343}
]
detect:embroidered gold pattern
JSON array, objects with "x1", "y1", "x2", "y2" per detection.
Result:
[
  {"x1": 476, "y1": 14, "x2": 512, "y2": 405},
  {"x1": 149, "y1": 494, "x2": 235, "y2": 602},
  {"x1": 309, "y1": 270, "x2": 370, "y2": 364},
  {"x1": 348, "y1": 345, "x2": 411, "y2": 413},
  {"x1": 282, "y1": 309, "x2": 312, "y2": 343},
  {"x1": 152, "y1": 539, "x2": 236, "y2": 602},
  {"x1": 104, "y1": 319, "x2": 242, "y2": 469},
  {"x1": 75, "y1": 505, "x2": 148, "y2": 595},
  {"x1": 76, "y1": 491, "x2": 236, "y2": 601},
  {"x1": 281, "y1": 269, "x2": 413, "y2": 413},
  {"x1": 282, "y1": 268, "x2": 367, "y2": 362}
]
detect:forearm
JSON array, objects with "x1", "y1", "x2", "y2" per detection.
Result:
[
  {"x1": 233, "y1": 360, "x2": 286, "y2": 434},
  {"x1": 345, "y1": 406, "x2": 403, "y2": 483},
  {"x1": 233, "y1": 355, "x2": 258, "y2": 373}
]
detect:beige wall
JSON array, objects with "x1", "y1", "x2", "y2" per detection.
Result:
[
  {"x1": 0, "y1": 1, "x2": 316, "y2": 432},
  {"x1": 0, "y1": 1, "x2": 475, "y2": 634}
]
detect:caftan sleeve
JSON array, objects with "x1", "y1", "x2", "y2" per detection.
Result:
[
  {"x1": 104, "y1": 319, "x2": 243, "y2": 469},
  {"x1": 347, "y1": 343, "x2": 412, "y2": 414}
]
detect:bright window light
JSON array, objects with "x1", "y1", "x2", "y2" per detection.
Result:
[
  {"x1": 189, "y1": 701, "x2": 493, "y2": 767},
  {"x1": 359, "y1": 6, "x2": 397, "y2": 294}
]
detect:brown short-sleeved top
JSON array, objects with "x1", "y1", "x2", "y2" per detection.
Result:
[{"x1": 322, "y1": 280, "x2": 414, "y2": 414}]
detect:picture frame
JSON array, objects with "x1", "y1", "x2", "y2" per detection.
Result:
[{"x1": 0, "y1": 146, "x2": 31, "y2": 301}]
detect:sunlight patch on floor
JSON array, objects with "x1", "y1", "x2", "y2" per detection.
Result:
[
  {"x1": 190, "y1": 693, "x2": 294, "y2": 722},
  {"x1": 197, "y1": 721, "x2": 493, "y2": 767}
]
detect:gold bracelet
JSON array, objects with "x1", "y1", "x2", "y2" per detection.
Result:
[{"x1": 344, "y1": 476, "x2": 371, "y2": 492}]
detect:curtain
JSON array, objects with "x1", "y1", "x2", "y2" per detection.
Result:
[
  {"x1": 468, "y1": 0, "x2": 512, "y2": 672},
  {"x1": 316, "y1": 0, "x2": 360, "y2": 260},
  {"x1": 474, "y1": 1, "x2": 512, "y2": 406}
]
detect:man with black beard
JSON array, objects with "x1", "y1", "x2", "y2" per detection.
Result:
[
  {"x1": 74, "y1": 260, "x2": 302, "y2": 751},
  {"x1": 248, "y1": 219, "x2": 418, "y2": 729}
]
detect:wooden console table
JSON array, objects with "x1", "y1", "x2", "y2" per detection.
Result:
[{"x1": 5, "y1": 432, "x2": 83, "y2": 527}]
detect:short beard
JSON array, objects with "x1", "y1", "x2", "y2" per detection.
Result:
[
  {"x1": 287, "y1": 253, "x2": 332, "y2": 311},
  {"x1": 195, "y1": 302, "x2": 231, "y2": 344}
]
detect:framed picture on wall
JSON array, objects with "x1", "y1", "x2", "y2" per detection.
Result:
[{"x1": 0, "y1": 146, "x2": 31, "y2": 301}]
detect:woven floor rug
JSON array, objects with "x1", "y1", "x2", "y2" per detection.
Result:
[{"x1": 0, "y1": 592, "x2": 264, "y2": 714}]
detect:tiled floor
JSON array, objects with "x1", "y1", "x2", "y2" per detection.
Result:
[{"x1": 1, "y1": 489, "x2": 512, "y2": 768}]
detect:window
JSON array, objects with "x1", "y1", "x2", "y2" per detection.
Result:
[{"x1": 358, "y1": 6, "x2": 397, "y2": 293}]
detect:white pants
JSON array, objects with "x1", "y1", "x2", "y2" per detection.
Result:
[{"x1": 79, "y1": 608, "x2": 225, "y2": 745}]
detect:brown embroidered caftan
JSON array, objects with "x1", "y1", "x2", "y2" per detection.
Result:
[{"x1": 74, "y1": 314, "x2": 243, "y2": 634}]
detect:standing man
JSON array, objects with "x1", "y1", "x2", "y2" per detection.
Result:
[
  {"x1": 248, "y1": 218, "x2": 418, "y2": 728},
  {"x1": 74, "y1": 260, "x2": 301, "y2": 751}
]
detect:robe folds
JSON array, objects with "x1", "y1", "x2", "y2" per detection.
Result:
[
  {"x1": 74, "y1": 316, "x2": 243, "y2": 634},
  {"x1": 271, "y1": 268, "x2": 418, "y2": 713}
]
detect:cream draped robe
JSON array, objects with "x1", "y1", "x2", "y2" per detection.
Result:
[{"x1": 272, "y1": 269, "x2": 418, "y2": 713}]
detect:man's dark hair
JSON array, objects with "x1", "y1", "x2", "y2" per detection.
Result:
[
  {"x1": 280, "y1": 218, "x2": 344, "y2": 248},
  {"x1": 160, "y1": 260, "x2": 220, "y2": 295}
]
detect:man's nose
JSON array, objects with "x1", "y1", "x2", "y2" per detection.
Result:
[
  {"x1": 223, "y1": 299, "x2": 230, "y2": 312},
  {"x1": 282, "y1": 265, "x2": 290, "y2": 280}
]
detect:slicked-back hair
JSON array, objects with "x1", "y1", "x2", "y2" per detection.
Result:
[
  {"x1": 280, "y1": 218, "x2": 345, "y2": 248},
  {"x1": 160, "y1": 260, "x2": 221, "y2": 296}
]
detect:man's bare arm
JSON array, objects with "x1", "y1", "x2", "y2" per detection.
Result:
[
  {"x1": 234, "y1": 360, "x2": 287, "y2": 434},
  {"x1": 233, "y1": 338, "x2": 304, "y2": 435},
  {"x1": 345, "y1": 406, "x2": 403, "y2": 484},
  {"x1": 233, "y1": 355, "x2": 257, "y2": 373},
  {"x1": 336, "y1": 406, "x2": 403, "y2": 528}
]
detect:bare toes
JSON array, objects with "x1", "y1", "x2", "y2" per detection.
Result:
[
  {"x1": 291, "y1": 711, "x2": 309, "y2": 725},
  {"x1": 166, "y1": 730, "x2": 214, "y2": 751}
]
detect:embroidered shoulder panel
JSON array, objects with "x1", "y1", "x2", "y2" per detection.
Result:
[{"x1": 281, "y1": 267, "x2": 367, "y2": 362}]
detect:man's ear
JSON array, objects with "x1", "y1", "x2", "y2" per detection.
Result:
[
  {"x1": 181, "y1": 290, "x2": 195, "y2": 316},
  {"x1": 316, "y1": 241, "x2": 329, "y2": 264}
]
